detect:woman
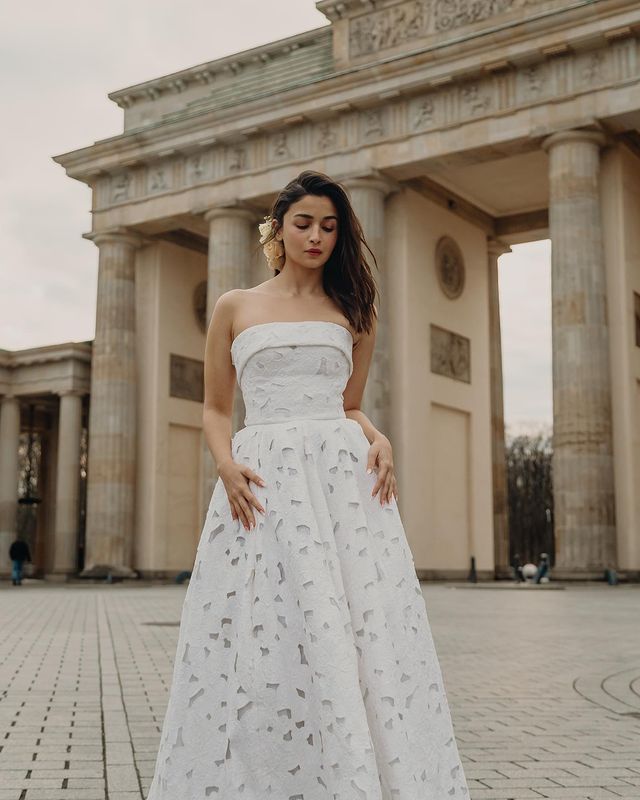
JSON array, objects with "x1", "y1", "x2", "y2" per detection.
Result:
[{"x1": 146, "y1": 170, "x2": 470, "y2": 799}]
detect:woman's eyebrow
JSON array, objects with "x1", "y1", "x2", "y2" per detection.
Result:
[{"x1": 293, "y1": 213, "x2": 338, "y2": 221}]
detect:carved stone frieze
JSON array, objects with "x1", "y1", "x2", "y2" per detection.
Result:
[
  {"x1": 348, "y1": 0, "x2": 538, "y2": 58},
  {"x1": 360, "y1": 108, "x2": 387, "y2": 141},
  {"x1": 434, "y1": 0, "x2": 531, "y2": 33},
  {"x1": 95, "y1": 37, "x2": 638, "y2": 210},
  {"x1": 186, "y1": 152, "x2": 213, "y2": 184},
  {"x1": 147, "y1": 163, "x2": 173, "y2": 194},
  {"x1": 516, "y1": 63, "x2": 548, "y2": 101},
  {"x1": 269, "y1": 131, "x2": 294, "y2": 162},
  {"x1": 315, "y1": 121, "x2": 339, "y2": 151},
  {"x1": 460, "y1": 83, "x2": 493, "y2": 116},
  {"x1": 110, "y1": 172, "x2": 131, "y2": 203},
  {"x1": 349, "y1": 1, "x2": 430, "y2": 58},
  {"x1": 226, "y1": 145, "x2": 249, "y2": 172}
]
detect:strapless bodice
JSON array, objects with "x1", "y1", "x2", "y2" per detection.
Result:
[{"x1": 230, "y1": 320, "x2": 353, "y2": 426}]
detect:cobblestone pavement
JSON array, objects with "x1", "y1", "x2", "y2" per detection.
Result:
[{"x1": 0, "y1": 580, "x2": 638, "y2": 800}]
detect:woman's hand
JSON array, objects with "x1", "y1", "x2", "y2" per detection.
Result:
[
  {"x1": 366, "y1": 433, "x2": 398, "y2": 506},
  {"x1": 218, "y1": 459, "x2": 266, "y2": 531}
]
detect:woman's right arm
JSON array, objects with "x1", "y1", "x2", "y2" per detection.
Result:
[
  {"x1": 202, "y1": 290, "x2": 238, "y2": 470},
  {"x1": 202, "y1": 289, "x2": 266, "y2": 531}
]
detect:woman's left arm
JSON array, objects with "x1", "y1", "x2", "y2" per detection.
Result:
[{"x1": 343, "y1": 309, "x2": 398, "y2": 506}]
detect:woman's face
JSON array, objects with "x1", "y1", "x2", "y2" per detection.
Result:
[{"x1": 276, "y1": 194, "x2": 339, "y2": 270}]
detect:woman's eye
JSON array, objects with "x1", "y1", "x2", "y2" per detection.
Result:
[{"x1": 296, "y1": 225, "x2": 335, "y2": 233}]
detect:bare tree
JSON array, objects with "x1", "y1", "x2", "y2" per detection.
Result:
[{"x1": 506, "y1": 431, "x2": 554, "y2": 566}]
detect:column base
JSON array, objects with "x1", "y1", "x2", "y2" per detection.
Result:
[
  {"x1": 43, "y1": 572, "x2": 73, "y2": 583},
  {"x1": 551, "y1": 567, "x2": 625, "y2": 581},
  {"x1": 79, "y1": 563, "x2": 139, "y2": 580},
  {"x1": 415, "y1": 568, "x2": 496, "y2": 581}
]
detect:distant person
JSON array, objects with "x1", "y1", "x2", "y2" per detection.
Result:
[
  {"x1": 535, "y1": 552, "x2": 551, "y2": 583},
  {"x1": 9, "y1": 537, "x2": 31, "y2": 586},
  {"x1": 511, "y1": 551, "x2": 525, "y2": 582}
]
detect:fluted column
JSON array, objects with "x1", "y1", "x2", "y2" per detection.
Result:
[
  {"x1": 487, "y1": 238, "x2": 511, "y2": 578},
  {"x1": 51, "y1": 390, "x2": 83, "y2": 576},
  {"x1": 542, "y1": 129, "x2": 616, "y2": 575},
  {"x1": 201, "y1": 205, "x2": 260, "y2": 519},
  {"x1": 81, "y1": 228, "x2": 144, "y2": 578},
  {"x1": 0, "y1": 395, "x2": 21, "y2": 575},
  {"x1": 342, "y1": 173, "x2": 399, "y2": 435}
]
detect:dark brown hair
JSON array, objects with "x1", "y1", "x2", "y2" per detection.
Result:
[{"x1": 255, "y1": 170, "x2": 380, "y2": 336}]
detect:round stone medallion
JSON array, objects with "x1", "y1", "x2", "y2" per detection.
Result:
[{"x1": 435, "y1": 236, "x2": 465, "y2": 299}]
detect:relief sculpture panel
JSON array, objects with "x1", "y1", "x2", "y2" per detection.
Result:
[
  {"x1": 430, "y1": 324, "x2": 471, "y2": 383},
  {"x1": 349, "y1": 0, "x2": 539, "y2": 58}
]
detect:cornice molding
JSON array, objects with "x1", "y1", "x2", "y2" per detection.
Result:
[
  {"x1": 108, "y1": 26, "x2": 332, "y2": 110},
  {"x1": 0, "y1": 342, "x2": 92, "y2": 368}
]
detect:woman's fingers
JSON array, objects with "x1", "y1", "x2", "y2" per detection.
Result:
[
  {"x1": 246, "y1": 491, "x2": 266, "y2": 517},
  {"x1": 243, "y1": 467, "x2": 266, "y2": 488},
  {"x1": 379, "y1": 472, "x2": 391, "y2": 505},
  {"x1": 371, "y1": 462, "x2": 390, "y2": 500},
  {"x1": 371, "y1": 463, "x2": 398, "y2": 505},
  {"x1": 234, "y1": 487, "x2": 267, "y2": 531},
  {"x1": 225, "y1": 467, "x2": 267, "y2": 531},
  {"x1": 235, "y1": 495, "x2": 254, "y2": 531}
]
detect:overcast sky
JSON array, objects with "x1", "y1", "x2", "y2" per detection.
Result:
[{"x1": 0, "y1": 0, "x2": 552, "y2": 435}]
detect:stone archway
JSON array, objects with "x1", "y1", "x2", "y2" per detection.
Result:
[{"x1": 53, "y1": 0, "x2": 640, "y2": 580}]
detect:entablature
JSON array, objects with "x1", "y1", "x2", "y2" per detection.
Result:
[{"x1": 52, "y1": 0, "x2": 639, "y2": 230}]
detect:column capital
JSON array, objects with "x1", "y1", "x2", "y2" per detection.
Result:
[
  {"x1": 488, "y1": 238, "x2": 512, "y2": 258},
  {"x1": 340, "y1": 169, "x2": 402, "y2": 198},
  {"x1": 82, "y1": 227, "x2": 147, "y2": 249},
  {"x1": 58, "y1": 389, "x2": 85, "y2": 399},
  {"x1": 542, "y1": 128, "x2": 607, "y2": 153},
  {"x1": 201, "y1": 203, "x2": 261, "y2": 226}
]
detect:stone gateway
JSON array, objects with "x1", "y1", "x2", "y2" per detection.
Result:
[{"x1": 1, "y1": 0, "x2": 637, "y2": 582}]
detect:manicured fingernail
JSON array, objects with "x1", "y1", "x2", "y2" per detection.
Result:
[{"x1": 367, "y1": 468, "x2": 372, "y2": 474}]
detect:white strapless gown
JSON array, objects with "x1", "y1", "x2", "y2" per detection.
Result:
[{"x1": 145, "y1": 320, "x2": 470, "y2": 800}]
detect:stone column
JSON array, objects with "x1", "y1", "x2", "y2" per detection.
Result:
[
  {"x1": 342, "y1": 172, "x2": 400, "y2": 435},
  {"x1": 0, "y1": 395, "x2": 21, "y2": 575},
  {"x1": 542, "y1": 129, "x2": 616, "y2": 576},
  {"x1": 201, "y1": 205, "x2": 260, "y2": 521},
  {"x1": 487, "y1": 238, "x2": 511, "y2": 578},
  {"x1": 51, "y1": 390, "x2": 83, "y2": 577},
  {"x1": 81, "y1": 228, "x2": 144, "y2": 578}
]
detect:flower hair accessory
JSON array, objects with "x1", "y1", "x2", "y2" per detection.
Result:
[{"x1": 258, "y1": 215, "x2": 285, "y2": 271}]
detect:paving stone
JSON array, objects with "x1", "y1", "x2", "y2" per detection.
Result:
[{"x1": 0, "y1": 581, "x2": 638, "y2": 800}]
